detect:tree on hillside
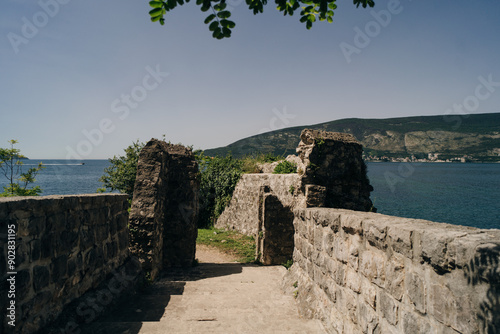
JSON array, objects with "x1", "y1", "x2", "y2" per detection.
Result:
[
  {"x1": 99, "y1": 140, "x2": 145, "y2": 200},
  {"x1": 148, "y1": 0, "x2": 375, "y2": 39},
  {"x1": 0, "y1": 140, "x2": 44, "y2": 196}
]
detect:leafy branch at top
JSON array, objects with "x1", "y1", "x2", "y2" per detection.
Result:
[{"x1": 148, "y1": 0, "x2": 375, "y2": 38}]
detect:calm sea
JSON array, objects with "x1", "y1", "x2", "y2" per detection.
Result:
[{"x1": 0, "y1": 160, "x2": 498, "y2": 230}]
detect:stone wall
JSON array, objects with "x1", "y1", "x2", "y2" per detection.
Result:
[
  {"x1": 216, "y1": 129, "x2": 375, "y2": 264},
  {"x1": 297, "y1": 129, "x2": 374, "y2": 211},
  {"x1": 283, "y1": 208, "x2": 500, "y2": 334},
  {"x1": 129, "y1": 139, "x2": 199, "y2": 280},
  {"x1": 215, "y1": 174, "x2": 302, "y2": 237},
  {"x1": 0, "y1": 194, "x2": 131, "y2": 333},
  {"x1": 258, "y1": 193, "x2": 295, "y2": 265}
]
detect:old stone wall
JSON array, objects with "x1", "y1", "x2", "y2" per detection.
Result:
[
  {"x1": 258, "y1": 193, "x2": 295, "y2": 265},
  {"x1": 129, "y1": 139, "x2": 199, "y2": 280},
  {"x1": 297, "y1": 129, "x2": 374, "y2": 211},
  {"x1": 283, "y1": 208, "x2": 500, "y2": 334},
  {"x1": 0, "y1": 194, "x2": 131, "y2": 333},
  {"x1": 215, "y1": 173, "x2": 302, "y2": 237},
  {"x1": 216, "y1": 129, "x2": 375, "y2": 265}
]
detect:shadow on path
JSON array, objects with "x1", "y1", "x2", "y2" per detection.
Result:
[{"x1": 79, "y1": 262, "x2": 244, "y2": 334}]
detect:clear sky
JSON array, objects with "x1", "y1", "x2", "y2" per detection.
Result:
[{"x1": 1, "y1": 0, "x2": 500, "y2": 159}]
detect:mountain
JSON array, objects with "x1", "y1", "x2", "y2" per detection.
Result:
[{"x1": 204, "y1": 113, "x2": 500, "y2": 161}]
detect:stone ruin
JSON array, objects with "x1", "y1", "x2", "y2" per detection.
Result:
[
  {"x1": 128, "y1": 139, "x2": 199, "y2": 281},
  {"x1": 296, "y1": 129, "x2": 374, "y2": 211},
  {"x1": 216, "y1": 128, "x2": 375, "y2": 264}
]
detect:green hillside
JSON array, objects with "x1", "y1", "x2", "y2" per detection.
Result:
[{"x1": 204, "y1": 113, "x2": 500, "y2": 161}]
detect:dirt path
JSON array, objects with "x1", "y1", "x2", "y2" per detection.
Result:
[
  {"x1": 195, "y1": 244, "x2": 239, "y2": 263},
  {"x1": 78, "y1": 245, "x2": 325, "y2": 333}
]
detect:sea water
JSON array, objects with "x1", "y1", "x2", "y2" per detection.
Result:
[
  {"x1": 367, "y1": 162, "x2": 500, "y2": 229},
  {"x1": 0, "y1": 160, "x2": 498, "y2": 230}
]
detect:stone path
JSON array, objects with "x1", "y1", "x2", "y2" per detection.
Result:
[{"x1": 79, "y1": 245, "x2": 325, "y2": 333}]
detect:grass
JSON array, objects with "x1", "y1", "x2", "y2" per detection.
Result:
[{"x1": 197, "y1": 228, "x2": 256, "y2": 264}]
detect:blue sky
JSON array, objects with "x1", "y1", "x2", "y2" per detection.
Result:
[{"x1": 1, "y1": 0, "x2": 500, "y2": 159}]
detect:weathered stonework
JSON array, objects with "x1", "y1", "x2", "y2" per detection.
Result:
[
  {"x1": 129, "y1": 139, "x2": 199, "y2": 280},
  {"x1": 0, "y1": 194, "x2": 133, "y2": 334},
  {"x1": 216, "y1": 129, "x2": 375, "y2": 264},
  {"x1": 283, "y1": 208, "x2": 500, "y2": 334},
  {"x1": 216, "y1": 174, "x2": 301, "y2": 237},
  {"x1": 297, "y1": 129, "x2": 374, "y2": 211}
]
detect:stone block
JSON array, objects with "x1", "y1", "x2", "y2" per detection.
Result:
[
  {"x1": 333, "y1": 235, "x2": 348, "y2": 264},
  {"x1": 17, "y1": 269, "x2": 31, "y2": 301},
  {"x1": 341, "y1": 214, "x2": 364, "y2": 235},
  {"x1": 345, "y1": 266, "x2": 361, "y2": 293},
  {"x1": 379, "y1": 290, "x2": 399, "y2": 326},
  {"x1": 363, "y1": 219, "x2": 389, "y2": 250},
  {"x1": 387, "y1": 223, "x2": 413, "y2": 258},
  {"x1": 314, "y1": 225, "x2": 323, "y2": 251},
  {"x1": 405, "y1": 271, "x2": 426, "y2": 314},
  {"x1": 361, "y1": 278, "x2": 377, "y2": 309},
  {"x1": 360, "y1": 250, "x2": 386, "y2": 287},
  {"x1": 358, "y1": 301, "x2": 378, "y2": 334},
  {"x1": 33, "y1": 265, "x2": 50, "y2": 292},
  {"x1": 385, "y1": 254, "x2": 405, "y2": 301},
  {"x1": 51, "y1": 255, "x2": 68, "y2": 284},
  {"x1": 402, "y1": 311, "x2": 431, "y2": 334},
  {"x1": 16, "y1": 241, "x2": 29, "y2": 266},
  {"x1": 30, "y1": 239, "x2": 41, "y2": 262},
  {"x1": 348, "y1": 234, "x2": 361, "y2": 271},
  {"x1": 46, "y1": 212, "x2": 67, "y2": 232},
  {"x1": 305, "y1": 185, "x2": 326, "y2": 207},
  {"x1": 419, "y1": 226, "x2": 467, "y2": 274},
  {"x1": 27, "y1": 216, "x2": 46, "y2": 237}
]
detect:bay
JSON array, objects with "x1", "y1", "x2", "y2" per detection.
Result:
[
  {"x1": 0, "y1": 160, "x2": 498, "y2": 230},
  {"x1": 0, "y1": 159, "x2": 110, "y2": 196},
  {"x1": 367, "y1": 162, "x2": 500, "y2": 230}
]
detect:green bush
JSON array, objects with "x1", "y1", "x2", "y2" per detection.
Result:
[
  {"x1": 273, "y1": 160, "x2": 297, "y2": 174},
  {"x1": 197, "y1": 154, "x2": 243, "y2": 228},
  {"x1": 99, "y1": 140, "x2": 144, "y2": 200}
]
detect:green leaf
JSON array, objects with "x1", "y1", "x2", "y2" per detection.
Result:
[
  {"x1": 220, "y1": 19, "x2": 235, "y2": 29},
  {"x1": 149, "y1": 1, "x2": 163, "y2": 8},
  {"x1": 149, "y1": 8, "x2": 164, "y2": 17},
  {"x1": 222, "y1": 27, "x2": 231, "y2": 37},
  {"x1": 151, "y1": 15, "x2": 161, "y2": 22},
  {"x1": 214, "y1": 2, "x2": 227, "y2": 10},
  {"x1": 327, "y1": 16, "x2": 333, "y2": 23},
  {"x1": 205, "y1": 14, "x2": 216, "y2": 24},
  {"x1": 209, "y1": 21, "x2": 219, "y2": 31},
  {"x1": 217, "y1": 10, "x2": 231, "y2": 19}
]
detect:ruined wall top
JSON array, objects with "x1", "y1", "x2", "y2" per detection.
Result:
[{"x1": 299, "y1": 128, "x2": 361, "y2": 146}]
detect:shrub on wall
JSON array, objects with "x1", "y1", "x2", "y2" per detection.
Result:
[{"x1": 273, "y1": 160, "x2": 297, "y2": 174}]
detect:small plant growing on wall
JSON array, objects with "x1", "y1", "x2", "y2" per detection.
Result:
[
  {"x1": 289, "y1": 185, "x2": 295, "y2": 195},
  {"x1": 273, "y1": 161, "x2": 297, "y2": 174}
]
